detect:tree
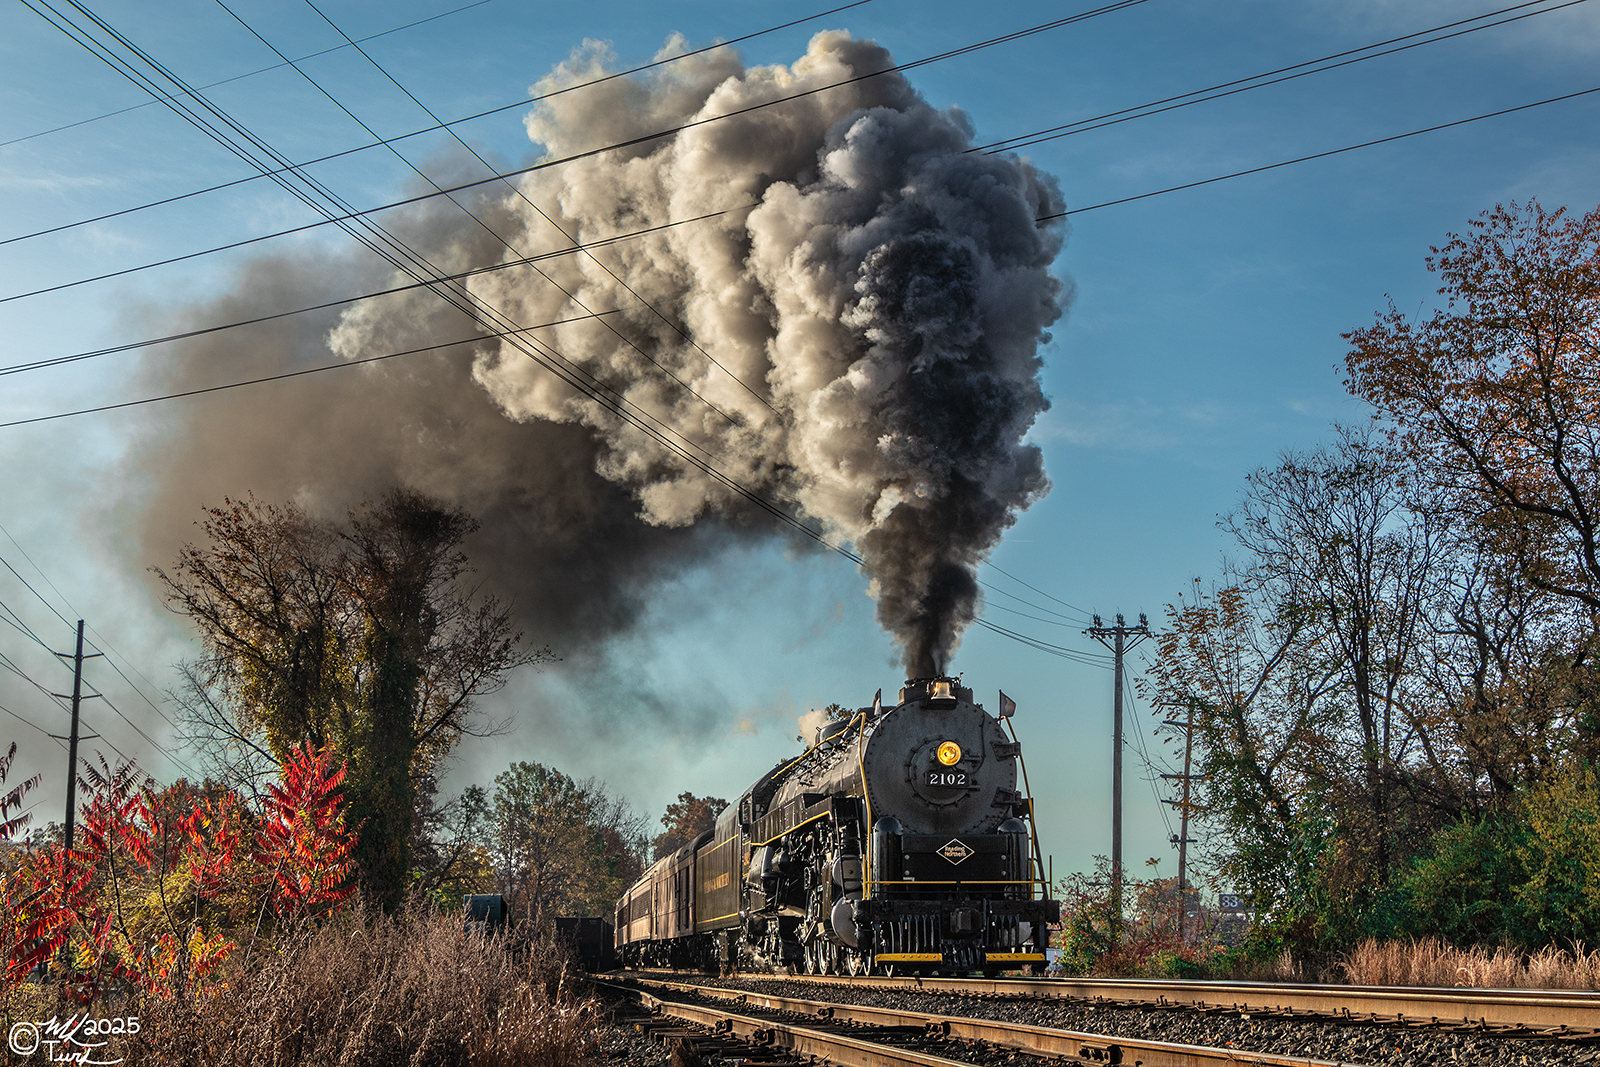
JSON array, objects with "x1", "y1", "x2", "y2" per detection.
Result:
[
  {"x1": 1143, "y1": 579, "x2": 1333, "y2": 935},
  {"x1": 653, "y1": 792, "x2": 728, "y2": 859},
  {"x1": 0, "y1": 742, "x2": 39, "y2": 841},
  {"x1": 409, "y1": 776, "x2": 495, "y2": 906},
  {"x1": 158, "y1": 489, "x2": 549, "y2": 909},
  {"x1": 1346, "y1": 199, "x2": 1600, "y2": 610},
  {"x1": 488, "y1": 762, "x2": 646, "y2": 920},
  {"x1": 1144, "y1": 433, "x2": 1464, "y2": 952},
  {"x1": 1145, "y1": 198, "x2": 1600, "y2": 959},
  {"x1": 1224, "y1": 429, "x2": 1450, "y2": 889},
  {"x1": 0, "y1": 748, "x2": 358, "y2": 1005}
]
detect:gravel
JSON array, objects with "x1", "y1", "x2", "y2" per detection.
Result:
[{"x1": 614, "y1": 972, "x2": 1600, "y2": 1067}]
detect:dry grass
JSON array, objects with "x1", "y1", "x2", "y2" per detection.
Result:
[
  {"x1": 1338, "y1": 937, "x2": 1600, "y2": 990},
  {"x1": 120, "y1": 902, "x2": 601, "y2": 1066}
]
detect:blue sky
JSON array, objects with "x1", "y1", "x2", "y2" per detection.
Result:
[{"x1": 2, "y1": 0, "x2": 1599, "y2": 884}]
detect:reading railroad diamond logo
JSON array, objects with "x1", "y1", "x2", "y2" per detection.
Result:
[{"x1": 938, "y1": 839, "x2": 974, "y2": 864}]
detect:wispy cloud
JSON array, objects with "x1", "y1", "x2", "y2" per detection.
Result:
[
  {"x1": 1030, "y1": 392, "x2": 1332, "y2": 453},
  {"x1": 0, "y1": 168, "x2": 116, "y2": 195}
]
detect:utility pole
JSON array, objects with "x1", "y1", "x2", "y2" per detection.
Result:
[
  {"x1": 51, "y1": 620, "x2": 101, "y2": 854},
  {"x1": 1159, "y1": 700, "x2": 1204, "y2": 943},
  {"x1": 1085, "y1": 612, "x2": 1149, "y2": 947}
]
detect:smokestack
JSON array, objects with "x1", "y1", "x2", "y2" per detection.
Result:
[{"x1": 128, "y1": 29, "x2": 1067, "y2": 679}]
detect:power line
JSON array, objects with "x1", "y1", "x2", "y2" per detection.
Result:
[
  {"x1": 11, "y1": 0, "x2": 1171, "y2": 684},
  {"x1": 0, "y1": 539, "x2": 197, "y2": 774},
  {"x1": 981, "y1": 560, "x2": 1097, "y2": 620},
  {"x1": 1046, "y1": 81, "x2": 1600, "y2": 220},
  {"x1": 11, "y1": 1, "x2": 1574, "y2": 390},
  {"x1": 0, "y1": 207, "x2": 735, "y2": 379},
  {"x1": 12, "y1": 70, "x2": 1593, "y2": 386},
  {"x1": 23, "y1": 68, "x2": 1599, "y2": 429},
  {"x1": 0, "y1": 553, "x2": 74, "y2": 630},
  {"x1": 978, "y1": 598, "x2": 1090, "y2": 629},
  {"x1": 976, "y1": 0, "x2": 1588, "y2": 155},
  {"x1": 1123, "y1": 669, "x2": 1174, "y2": 840},
  {"x1": 0, "y1": 700, "x2": 66, "y2": 749},
  {"x1": 33, "y1": 0, "x2": 872, "y2": 577},
  {"x1": 0, "y1": 0, "x2": 876, "y2": 248},
  {"x1": 0, "y1": 0, "x2": 496, "y2": 149},
  {"x1": 0, "y1": 596, "x2": 54, "y2": 651},
  {"x1": 4, "y1": 12, "x2": 1585, "y2": 646},
  {"x1": 3, "y1": 0, "x2": 1142, "y2": 304},
  {"x1": 218, "y1": 0, "x2": 753, "y2": 427},
  {"x1": 300, "y1": 0, "x2": 778, "y2": 413},
  {"x1": 972, "y1": 617, "x2": 1112, "y2": 667},
  {"x1": 977, "y1": 578, "x2": 1091, "y2": 625},
  {"x1": 0, "y1": 312, "x2": 617, "y2": 429},
  {"x1": 32, "y1": 0, "x2": 751, "y2": 489},
  {"x1": 0, "y1": 651, "x2": 132, "y2": 767},
  {"x1": 97, "y1": 692, "x2": 199, "y2": 779},
  {"x1": 0, "y1": 522, "x2": 184, "y2": 735}
]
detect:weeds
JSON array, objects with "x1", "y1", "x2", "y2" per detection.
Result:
[
  {"x1": 1338, "y1": 937, "x2": 1600, "y2": 990},
  {"x1": 120, "y1": 901, "x2": 600, "y2": 1067}
]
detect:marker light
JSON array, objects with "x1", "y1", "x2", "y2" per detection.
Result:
[{"x1": 937, "y1": 741, "x2": 962, "y2": 766}]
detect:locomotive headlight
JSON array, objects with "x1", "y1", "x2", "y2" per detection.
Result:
[{"x1": 936, "y1": 740, "x2": 962, "y2": 766}]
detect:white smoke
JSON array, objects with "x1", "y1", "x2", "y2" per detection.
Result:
[
  {"x1": 797, "y1": 706, "x2": 832, "y2": 747},
  {"x1": 330, "y1": 30, "x2": 1068, "y2": 676}
]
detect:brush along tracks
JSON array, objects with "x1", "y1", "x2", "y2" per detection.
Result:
[
  {"x1": 602, "y1": 976, "x2": 1362, "y2": 1067},
  {"x1": 629, "y1": 969, "x2": 1600, "y2": 1040}
]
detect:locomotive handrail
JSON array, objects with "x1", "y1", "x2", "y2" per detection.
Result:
[
  {"x1": 751, "y1": 807, "x2": 832, "y2": 847},
  {"x1": 857, "y1": 711, "x2": 874, "y2": 899},
  {"x1": 1002, "y1": 718, "x2": 1047, "y2": 901}
]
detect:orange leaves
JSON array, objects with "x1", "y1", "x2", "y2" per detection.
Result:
[
  {"x1": 178, "y1": 793, "x2": 246, "y2": 899},
  {"x1": 255, "y1": 741, "x2": 358, "y2": 920},
  {"x1": 0, "y1": 745, "x2": 357, "y2": 1006},
  {"x1": 1345, "y1": 199, "x2": 1600, "y2": 609},
  {"x1": 0, "y1": 847, "x2": 86, "y2": 990}
]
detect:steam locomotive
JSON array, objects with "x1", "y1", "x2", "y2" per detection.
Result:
[{"x1": 615, "y1": 677, "x2": 1059, "y2": 975}]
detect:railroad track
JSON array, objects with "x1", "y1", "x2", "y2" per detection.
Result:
[
  {"x1": 602, "y1": 975, "x2": 1366, "y2": 1067},
  {"x1": 627, "y1": 968, "x2": 1600, "y2": 1036}
]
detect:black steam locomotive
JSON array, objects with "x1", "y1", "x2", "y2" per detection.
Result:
[{"x1": 615, "y1": 677, "x2": 1059, "y2": 975}]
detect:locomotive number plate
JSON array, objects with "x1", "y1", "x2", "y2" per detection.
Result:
[{"x1": 926, "y1": 770, "x2": 968, "y2": 787}]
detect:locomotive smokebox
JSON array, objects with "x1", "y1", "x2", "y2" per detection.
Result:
[{"x1": 863, "y1": 681, "x2": 1019, "y2": 838}]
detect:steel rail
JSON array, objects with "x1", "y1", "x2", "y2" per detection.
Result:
[
  {"x1": 615, "y1": 976, "x2": 1363, "y2": 1067},
  {"x1": 600, "y1": 980, "x2": 985, "y2": 1067},
  {"x1": 652, "y1": 968, "x2": 1600, "y2": 1031}
]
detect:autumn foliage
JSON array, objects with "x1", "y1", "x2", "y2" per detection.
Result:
[
  {"x1": 0, "y1": 743, "x2": 356, "y2": 1005},
  {"x1": 1346, "y1": 200, "x2": 1600, "y2": 608},
  {"x1": 1138, "y1": 200, "x2": 1600, "y2": 974}
]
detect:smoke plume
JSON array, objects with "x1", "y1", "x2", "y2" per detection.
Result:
[{"x1": 129, "y1": 30, "x2": 1066, "y2": 680}]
